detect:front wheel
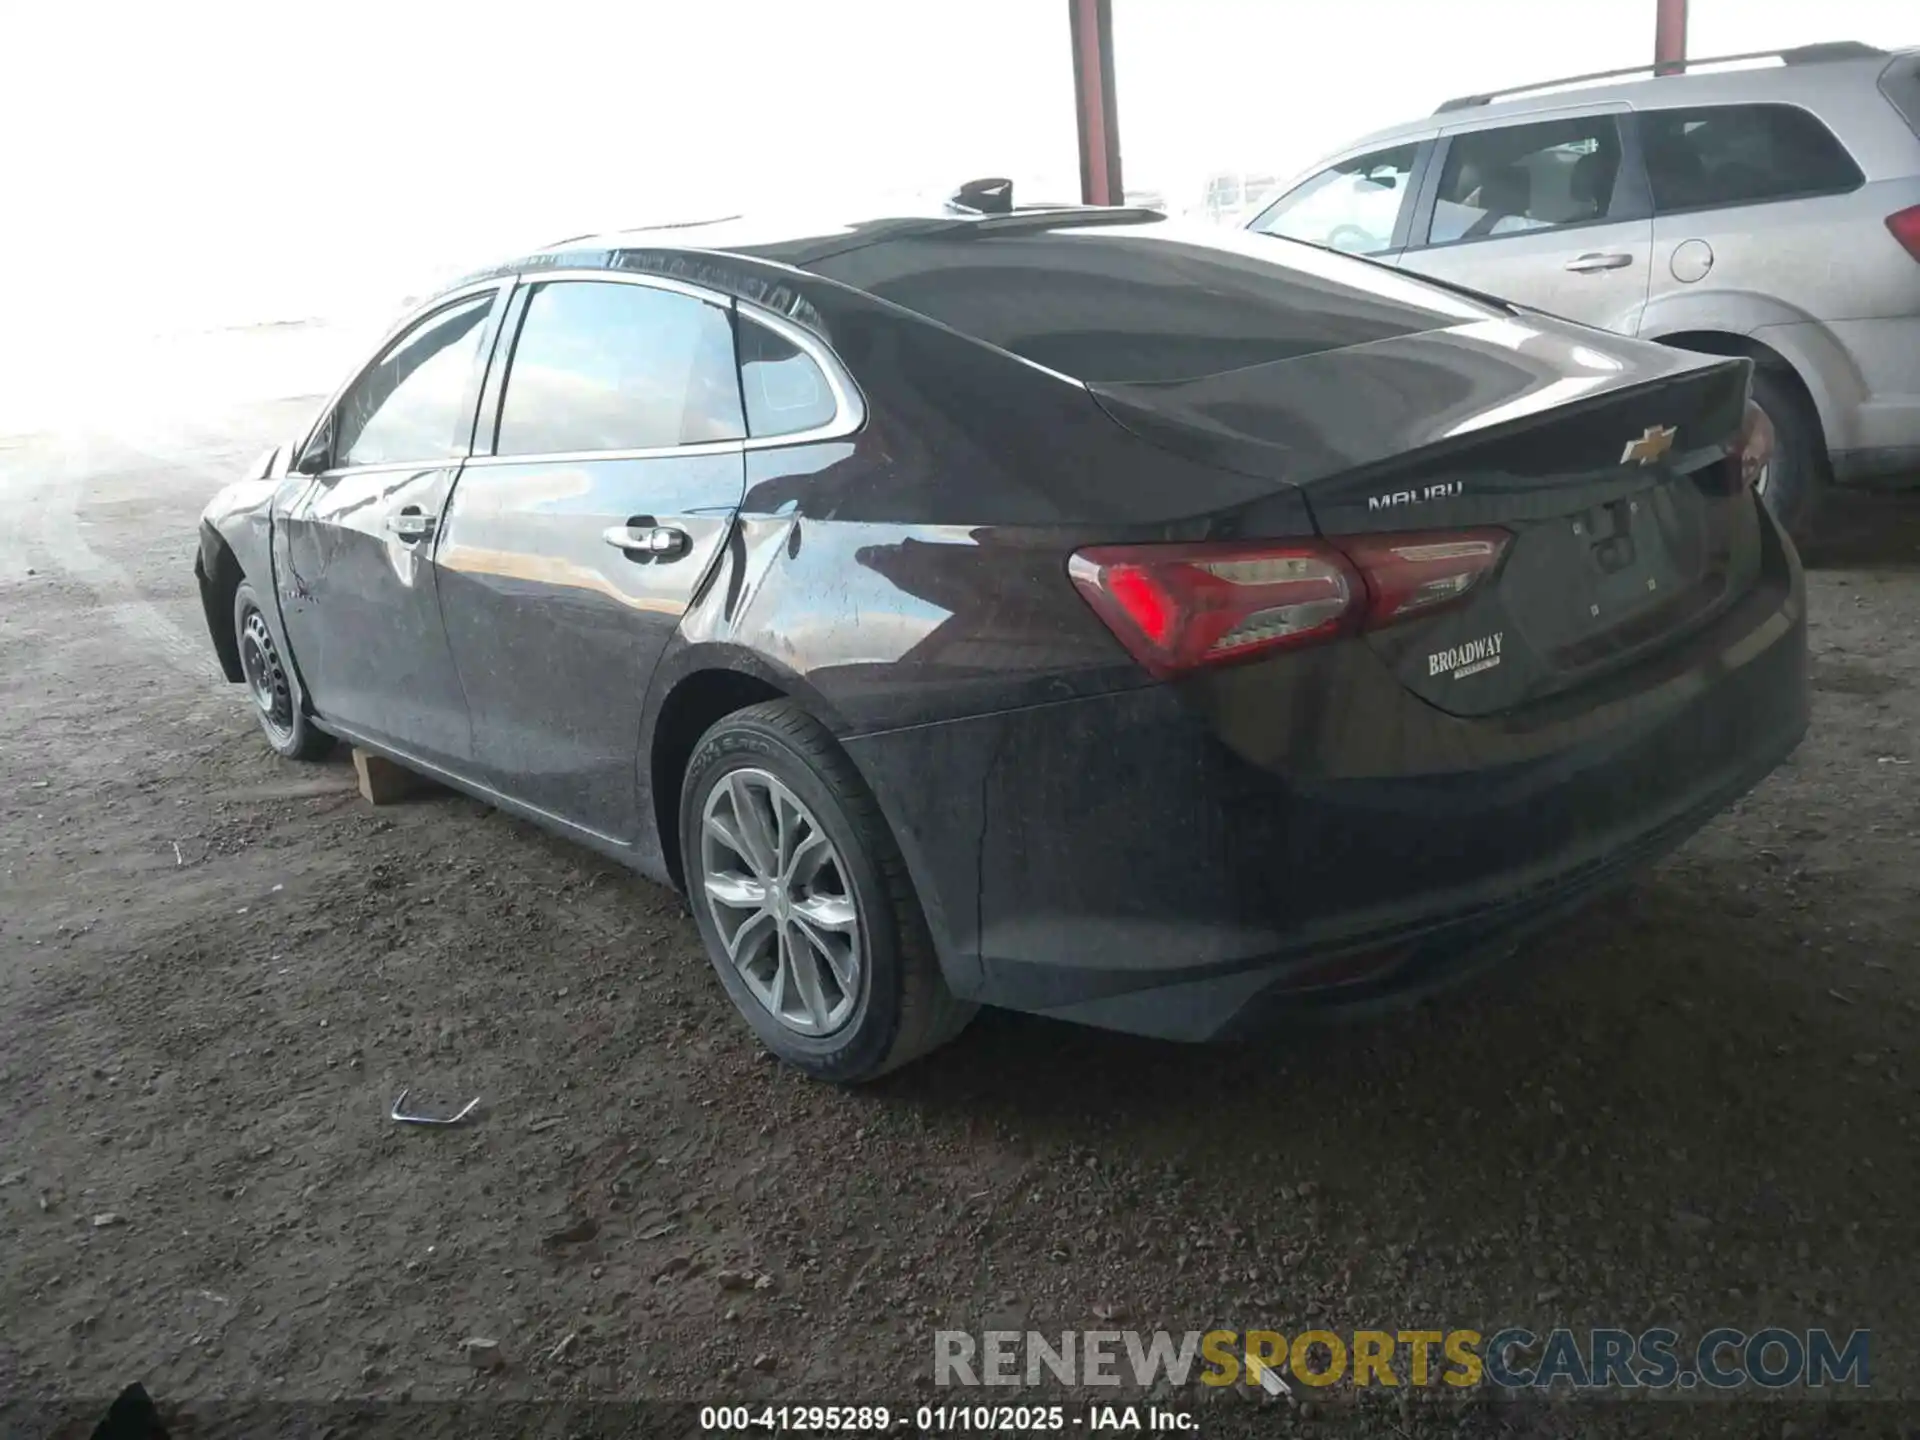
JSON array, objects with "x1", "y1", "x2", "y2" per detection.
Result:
[
  {"x1": 233, "y1": 580, "x2": 333, "y2": 761},
  {"x1": 680, "y1": 700, "x2": 974, "y2": 1082}
]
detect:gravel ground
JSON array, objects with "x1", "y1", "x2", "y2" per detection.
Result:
[{"x1": 1, "y1": 329, "x2": 1916, "y2": 1438}]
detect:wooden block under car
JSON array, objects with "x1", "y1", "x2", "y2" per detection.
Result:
[{"x1": 351, "y1": 748, "x2": 440, "y2": 806}]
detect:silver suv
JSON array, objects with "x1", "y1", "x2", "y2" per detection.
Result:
[{"x1": 1248, "y1": 41, "x2": 1920, "y2": 537}]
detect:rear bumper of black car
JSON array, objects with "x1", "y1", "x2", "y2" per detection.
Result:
[{"x1": 843, "y1": 511, "x2": 1808, "y2": 1042}]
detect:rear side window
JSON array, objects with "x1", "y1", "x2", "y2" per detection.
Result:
[
  {"x1": 1639, "y1": 104, "x2": 1864, "y2": 213},
  {"x1": 1428, "y1": 115, "x2": 1631, "y2": 245},
  {"x1": 495, "y1": 280, "x2": 744, "y2": 456},
  {"x1": 1249, "y1": 144, "x2": 1419, "y2": 256},
  {"x1": 738, "y1": 318, "x2": 837, "y2": 438}
]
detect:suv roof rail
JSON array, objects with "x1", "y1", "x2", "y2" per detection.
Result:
[{"x1": 1434, "y1": 40, "x2": 1888, "y2": 113}]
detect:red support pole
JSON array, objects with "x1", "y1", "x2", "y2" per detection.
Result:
[
  {"x1": 1654, "y1": 0, "x2": 1689, "y2": 75},
  {"x1": 1069, "y1": 0, "x2": 1124, "y2": 205}
]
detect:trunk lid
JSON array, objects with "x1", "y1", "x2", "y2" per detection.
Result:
[{"x1": 1088, "y1": 316, "x2": 1762, "y2": 714}]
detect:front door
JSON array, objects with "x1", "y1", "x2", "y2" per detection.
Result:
[
  {"x1": 1402, "y1": 111, "x2": 1654, "y2": 335},
  {"x1": 278, "y1": 287, "x2": 504, "y2": 764},
  {"x1": 435, "y1": 275, "x2": 751, "y2": 839}
]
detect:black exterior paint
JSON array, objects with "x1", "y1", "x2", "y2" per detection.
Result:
[{"x1": 197, "y1": 206, "x2": 1808, "y2": 1039}]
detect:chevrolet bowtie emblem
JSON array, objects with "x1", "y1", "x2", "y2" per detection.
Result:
[{"x1": 1621, "y1": 424, "x2": 1677, "y2": 466}]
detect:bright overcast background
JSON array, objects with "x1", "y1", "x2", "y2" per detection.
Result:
[{"x1": 2, "y1": 0, "x2": 1912, "y2": 346}]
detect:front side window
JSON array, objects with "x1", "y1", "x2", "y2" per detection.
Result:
[
  {"x1": 1427, "y1": 116, "x2": 1628, "y2": 246},
  {"x1": 738, "y1": 318, "x2": 838, "y2": 439},
  {"x1": 495, "y1": 281, "x2": 744, "y2": 457},
  {"x1": 1639, "y1": 104, "x2": 1864, "y2": 213},
  {"x1": 1249, "y1": 145, "x2": 1419, "y2": 255},
  {"x1": 335, "y1": 294, "x2": 492, "y2": 468}
]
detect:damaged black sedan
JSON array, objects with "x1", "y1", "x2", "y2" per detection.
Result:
[{"x1": 195, "y1": 199, "x2": 1806, "y2": 1081}]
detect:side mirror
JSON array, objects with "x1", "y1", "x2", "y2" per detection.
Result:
[{"x1": 295, "y1": 418, "x2": 334, "y2": 476}]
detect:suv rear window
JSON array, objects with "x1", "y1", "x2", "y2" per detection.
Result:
[{"x1": 1639, "y1": 104, "x2": 1864, "y2": 213}]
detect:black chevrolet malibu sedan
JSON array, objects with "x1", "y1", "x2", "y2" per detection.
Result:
[{"x1": 195, "y1": 200, "x2": 1806, "y2": 1080}]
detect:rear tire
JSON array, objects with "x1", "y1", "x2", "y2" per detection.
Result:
[
  {"x1": 233, "y1": 580, "x2": 333, "y2": 761},
  {"x1": 1748, "y1": 367, "x2": 1822, "y2": 544},
  {"x1": 680, "y1": 700, "x2": 975, "y2": 1082}
]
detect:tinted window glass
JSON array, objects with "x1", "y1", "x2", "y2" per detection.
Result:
[
  {"x1": 337, "y1": 295, "x2": 491, "y2": 468},
  {"x1": 1640, "y1": 104, "x2": 1863, "y2": 212},
  {"x1": 1250, "y1": 145, "x2": 1418, "y2": 255},
  {"x1": 1429, "y1": 116, "x2": 1626, "y2": 245},
  {"x1": 739, "y1": 318, "x2": 837, "y2": 438},
  {"x1": 496, "y1": 281, "x2": 744, "y2": 456}
]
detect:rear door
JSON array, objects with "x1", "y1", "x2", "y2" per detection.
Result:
[
  {"x1": 1246, "y1": 139, "x2": 1432, "y2": 262},
  {"x1": 278, "y1": 285, "x2": 506, "y2": 764},
  {"x1": 1639, "y1": 101, "x2": 1879, "y2": 317},
  {"x1": 1402, "y1": 109, "x2": 1655, "y2": 333},
  {"x1": 434, "y1": 273, "x2": 751, "y2": 839}
]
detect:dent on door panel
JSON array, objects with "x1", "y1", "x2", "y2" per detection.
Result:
[{"x1": 278, "y1": 463, "x2": 470, "y2": 758}]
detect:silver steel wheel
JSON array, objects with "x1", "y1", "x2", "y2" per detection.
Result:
[
  {"x1": 238, "y1": 607, "x2": 295, "y2": 744},
  {"x1": 699, "y1": 768, "x2": 862, "y2": 1037}
]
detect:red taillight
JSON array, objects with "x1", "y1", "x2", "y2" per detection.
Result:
[
  {"x1": 1335, "y1": 529, "x2": 1511, "y2": 629},
  {"x1": 1069, "y1": 529, "x2": 1509, "y2": 677},
  {"x1": 1068, "y1": 542, "x2": 1359, "y2": 677},
  {"x1": 1888, "y1": 205, "x2": 1920, "y2": 263}
]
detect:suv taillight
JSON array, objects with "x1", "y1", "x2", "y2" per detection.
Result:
[
  {"x1": 1069, "y1": 529, "x2": 1509, "y2": 677},
  {"x1": 1887, "y1": 205, "x2": 1920, "y2": 262}
]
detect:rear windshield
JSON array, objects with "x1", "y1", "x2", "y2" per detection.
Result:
[{"x1": 812, "y1": 220, "x2": 1492, "y2": 384}]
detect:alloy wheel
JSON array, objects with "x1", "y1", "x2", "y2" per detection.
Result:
[{"x1": 699, "y1": 768, "x2": 863, "y2": 1037}]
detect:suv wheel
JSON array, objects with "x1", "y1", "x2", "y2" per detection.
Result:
[
  {"x1": 1747, "y1": 368, "x2": 1822, "y2": 543},
  {"x1": 680, "y1": 700, "x2": 975, "y2": 1082}
]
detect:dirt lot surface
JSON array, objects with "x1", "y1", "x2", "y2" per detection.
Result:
[{"x1": 2, "y1": 326, "x2": 1917, "y2": 1437}]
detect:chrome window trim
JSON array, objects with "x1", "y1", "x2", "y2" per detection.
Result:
[
  {"x1": 304, "y1": 265, "x2": 872, "y2": 476},
  {"x1": 510, "y1": 266, "x2": 730, "y2": 307},
  {"x1": 314, "y1": 459, "x2": 470, "y2": 482},
  {"x1": 734, "y1": 300, "x2": 869, "y2": 450},
  {"x1": 298, "y1": 281, "x2": 508, "y2": 469},
  {"x1": 495, "y1": 268, "x2": 868, "y2": 457},
  {"x1": 462, "y1": 439, "x2": 746, "y2": 468}
]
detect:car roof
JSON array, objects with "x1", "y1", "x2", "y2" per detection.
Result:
[
  {"x1": 525, "y1": 203, "x2": 1174, "y2": 271},
  {"x1": 445, "y1": 203, "x2": 1504, "y2": 388},
  {"x1": 1331, "y1": 40, "x2": 1914, "y2": 156}
]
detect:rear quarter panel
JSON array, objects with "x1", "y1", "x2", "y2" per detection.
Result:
[
  {"x1": 1649, "y1": 180, "x2": 1920, "y2": 327},
  {"x1": 657, "y1": 283, "x2": 1327, "y2": 737}
]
